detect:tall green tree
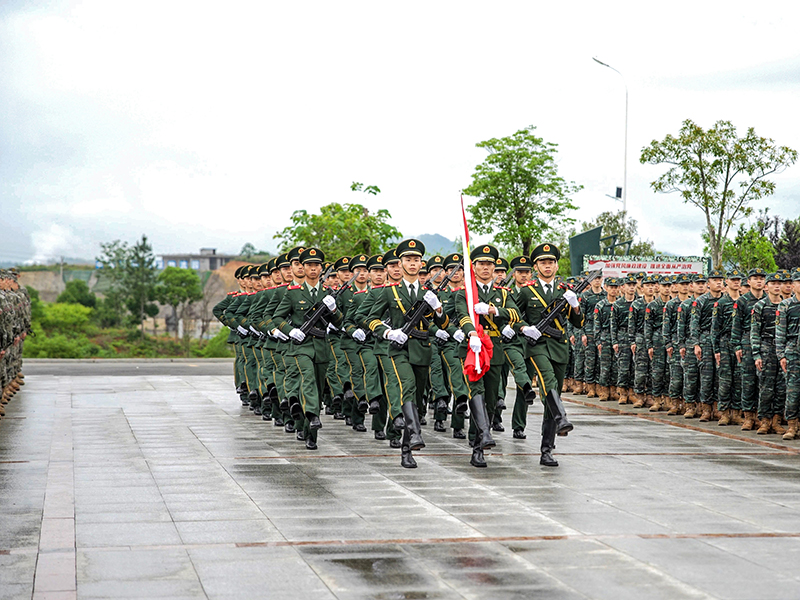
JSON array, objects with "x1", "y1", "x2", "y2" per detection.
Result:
[
  {"x1": 57, "y1": 280, "x2": 97, "y2": 308},
  {"x1": 580, "y1": 210, "x2": 657, "y2": 256},
  {"x1": 154, "y1": 267, "x2": 204, "y2": 338},
  {"x1": 275, "y1": 202, "x2": 402, "y2": 257},
  {"x1": 463, "y1": 125, "x2": 582, "y2": 256},
  {"x1": 640, "y1": 119, "x2": 797, "y2": 268},
  {"x1": 709, "y1": 223, "x2": 777, "y2": 272}
]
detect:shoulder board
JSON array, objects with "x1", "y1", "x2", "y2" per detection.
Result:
[
  {"x1": 354, "y1": 289, "x2": 368, "y2": 294},
  {"x1": 288, "y1": 285, "x2": 301, "y2": 290},
  {"x1": 372, "y1": 285, "x2": 385, "y2": 289},
  {"x1": 249, "y1": 292, "x2": 257, "y2": 295},
  {"x1": 227, "y1": 291, "x2": 237, "y2": 295},
  {"x1": 451, "y1": 286, "x2": 465, "y2": 291},
  {"x1": 385, "y1": 282, "x2": 400, "y2": 287},
  {"x1": 499, "y1": 286, "x2": 510, "y2": 291},
  {"x1": 278, "y1": 283, "x2": 289, "y2": 288},
  {"x1": 526, "y1": 281, "x2": 538, "y2": 287}
]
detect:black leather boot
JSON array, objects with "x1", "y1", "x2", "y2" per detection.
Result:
[
  {"x1": 544, "y1": 390, "x2": 574, "y2": 436},
  {"x1": 368, "y1": 396, "x2": 381, "y2": 415},
  {"x1": 402, "y1": 402, "x2": 425, "y2": 451},
  {"x1": 331, "y1": 394, "x2": 343, "y2": 413},
  {"x1": 468, "y1": 395, "x2": 496, "y2": 450},
  {"x1": 248, "y1": 390, "x2": 260, "y2": 411},
  {"x1": 307, "y1": 412, "x2": 322, "y2": 430},
  {"x1": 289, "y1": 397, "x2": 303, "y2": 421},
  {"x1": 240, "y1": 391, "x2": 250, "y2": 406},
  {"x1": 540, "y1": 418, "x2": 558, "y2": 467},
  {"x1": 400, "y1": 428, "x2": 417, "y2": 468},
  {"x1": 470, "y1": 446, "x2": 487, "y2": 468},
  {"x1": 523, "y1": 383, "x2": 537, "y2": 405}
]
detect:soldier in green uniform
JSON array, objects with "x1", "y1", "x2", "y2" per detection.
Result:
[
  {"x1": 581, "y1": 273, "x2": 606, "y2": 398},
  {"x1": 513, "y1": 243, "x2": 582, "y2": 467},
  {"x1": 663, "y1": 274, "x2": 691, "y2": 415},
  {"x1": 731, "y1": 268, "x2": 767, "y2": 430},
  {"x1": 424, "y1": 255, "x2": 454, "y2": 432},
  {"x1": 212, "y1": 267, "x2": 244, "y2": 402},
  {"x1": 689, "y1": 269, "x2": 725, "y2": 422},
  {"x1": 328, "y1": 257, "x2": 352, "y2": 422},
  {"x1": 644, "y1": 275, "x2": 671, "y2": 411},
  {"x1": 711, "y1": 269, "x2": 744, "y2": 426},
  {"x1": 363, "y1": 239, "x2": 450, "y2": 468},
  {"x1": 677, "y1": 275, "x2": 705, "y2": 417},
  {"x1": 221, "y1": 266, "x2": 255, "y2": 405},
  {"x1": 629, "y1": 274, "x2": 657, "y2": 408},
  {"x1": 243, "y1": 262, "x2": 273, "y2": 416},
  {"x1": 776, "y1": 271, "x2": 800, "y2": 439},
  {"x1": 492, "y1": 256, "x2": 511, "y2": 430},
  {"x1": 752, "y1": 272, "x2": 787, "y2": 435},
  {"x1": 594, "y1": 277, "x2": 620, "y2": 401},
  {"x1": 272, "y1": 247, "x2": 344, "y2": 450},
  {"x1": 611, "y1": 274, "x2": 637, "y2": 404}
]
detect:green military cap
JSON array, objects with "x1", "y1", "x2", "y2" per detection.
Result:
[
  {"x1": 334, "y1": 256, "x2": 352, "y2": 271},
  {"x1": 287, "y1": 246, "x2": 306, "y2": 263},
  {"x1": 726, "y1": 268, "x2": 744, "y2": 280},
  {"x1": 708, "y1": 268, "x2": 725, "y2": 279},
  {"x1": 383, "y1": 248, "x2": 399, "y2": 265},
  {"x1": 510, "y1": 255, "x2": 532, "y2": 270},
  {"x1": 640, "y1": 274, "x2": 654, "y2": 284},
  {"x1": 530, "y1": 242, "x2": 560, "y2": 263},
  {"x1": 605, "y1": 277, "x2": 620, "y2": 286},
  {"x1": 234, "y1": 266, "x2": 244, "y2": 278},
  {"x1": 299, "y1": 247, "x2": 324, "y2": 264},
  {"x1": 396, "y1": 238, "x2": 425, "y2": 257},
  {"x1": 694, "y1": 273, "x2": 707, "y2": 282},
  {"x1": 793, "y1": 267, "x2": 800, "y2": 274},
  {"x1": 470, "y1": 244, "x2": 499, "y2": 263},
  {"x1": 427, "y1": 255, "x2": 445, "y2": 269},
  {"x1": 635, "y1": 271, "x2": 647, "y2": 280},
  {"x1": 257, "y1": 263, "x2": 270, "y2": 276},
  {"x1": 624, "y1": 273, "x2": 637, "y2": 285},
  {"x1": 495, "y1": 257, "x2": 510, "y2": 271},
  {"x1": 367, "y1": 254, "x2": 385, "y2": 270},
  {"x1": 675, "y1": 273, "x2": 692, "y2": 283},
  {"x1": 765, "y1": 272, "x2": 780, "y2": 283},
  {"x1": 444, "y1": 252, "x2": 463, "y2": 269},
  {"x1": 779, "y1": 269, "x2": 791, "y2": 276},
  {"x1": 582, "y1": 270, "x2": 590, "y2": 277},
  {"x1": 792, "y1": 271, "x2": 800, "y2": 281},
  {"x1": 349, "y1": 254, "x2": 369, "y2": 270},
  {"x1": 275, "y1": 253, "x2": 291, "y2": 269},
  {"x1": 748, "y1": 267, "x2": 767, "y2": 277},
  {"x1": 658, "y1": 275, "x2": 672, "y2": 284},
  {"x1": 267, "y1": 258, "x2": 278, "y2": 273},
  {"x1": 420, "y1": 260, "x2": 428, "y2": 275}
]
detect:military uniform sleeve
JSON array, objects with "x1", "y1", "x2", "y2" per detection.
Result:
[
  {"x1": 776, "y1": 301, "x2": 788, "y2": 360},
  {"x1": 750, "y1": 303, "x2": 762, "y2": 362}
]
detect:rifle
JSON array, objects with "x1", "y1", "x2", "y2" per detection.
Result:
[
  {"x1": 391, "y1": 265, "x2": 462, "y2": 349},
  {"x1": 497, "y1": 267, "x2": 518, "y2": 288},
  {"x1": 525, "y1": 269, "x2": 603, "y2": 346},
  {"x1": 296, "y1": 272, "x2": 358, "y2": 341},
  {"x1": 319, "y1": 264, "x2": 336, "y2": 285}
]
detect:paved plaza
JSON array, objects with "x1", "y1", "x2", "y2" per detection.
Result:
[{"x1": 3, "y1": 359, "x2": 800, "y2": 599}]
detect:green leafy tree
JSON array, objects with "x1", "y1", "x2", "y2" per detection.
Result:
[
  {"x1": 463, "y1": 125, "x2": 582, "y2": 256},
  {"x1": 275, "y1": 202, "x2": 402, "y2": 257},
  {"x1": 640, "y1": 119, "x2": 797, "y2": 268},
  {"x1": 239, "y1": 243, "x2": 257, "y2": 259},
  {"x1": 350, "y1": 182, "x2": 381, "y2": 195},
  {"x1": 57, "y1": 280, "x2": 97, "y2": 308},
  {"x1": 580, "y1": 210, "x2": 657, "y2": 256},
  {"x1": 154, "y1": 267, "x2": 204, "y2": 338},
  {"x1": 709, "y1": 224, "x2": 777, "y2": 272},
  {"x1": 40, "y1": 303, "x2": 93, "y2": 335},
  {"x1": 26, "y1": 286, "x2": 45, "y2": 322}
]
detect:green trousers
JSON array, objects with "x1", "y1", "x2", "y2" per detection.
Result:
[{"x1": 285, "y1": 355, "x2": 328, "y2": 442}]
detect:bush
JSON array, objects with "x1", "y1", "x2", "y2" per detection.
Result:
[
  {"x1": 202, "y1": 328, "x2": 235, "y2": 358},
  {"x1": 40, "y1": 303, "x2": 93, "y2": 335},
  {"x1": 57, "y1": 280, "x2": 97, "y2": 308}
]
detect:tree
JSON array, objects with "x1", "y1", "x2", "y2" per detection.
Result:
[
  {"x1": 97, "y1": 235, "x2": 159, "y2": 338},
  {"x1": 755, "y1": 209, "x2": 800, "y2": 270},
  {"x1": 463, "y1": 125, "x2": 582, "y2": 256},
  {"x1": 240, "y1": 243, "x2": 257, "y2": 259},
  {"x1": 57, "y1": 280, "x2": 97, "y2": 308},
  {"x1": 154, "y1": 267, "x2": 204, "y2": 338},
  {"x1": 350, "y1": 182, "x2": 381, "y2": 195},
  {"x1": 275, "y1": 202, "x2": 402, "y2": 257},
  {"x1": 711, "y1": 224, "x2": 777, "y2": 272},
  {"x1": 640, "y1": 119, "x2": 797, "y2": 268},
  {"x1": 580, "y1": 211, "x2": 657, "y2": 256}
]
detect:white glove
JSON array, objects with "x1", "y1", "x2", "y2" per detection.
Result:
[
  {"x1": 289, "y1": 328, "x2": 306, "y2": 342},
  {"x1": 322, "y1": 295, "x2": 337, "y2": 312},
  {"x1": 435, "y1": 329, "x2": 450, "y2": 341},
  {"x1": 385, "y1": 329, "x2": 408, "y2": 345},
  {"x1": 453, "y1": 329, "x2": 465, "y2": 343},
  {"x1": 564, "y1": 289, "x2": 579, "y2": 309},
  {"x1": 474, "y1": 302, "x2": 490, "y2": 315},
  {"x1": 327, "y1": 323, "x2": 338, "y2": 332},
  {"x1": 502, "y1": 325, "x2": 516, "y2": 340},
  {"x1": 272, "y1": 329, "x2": 289, "y2": 341},
  {"x1": 469, "y1": 334, "x2": 482, "y2": 354},
  {"x1": 522, "y1": 325, "x2": 542, "y2": 341},
  {"x1": 423, "y1": 290, "x2": 441, "y2": 311},
  {"x1": 353, "y1": 328, "x2": 366, "y2": 342},
  {"x1": 249, "y1": 326, "x2": 263, "y2": 338},
  {"x1": 237, "y1": 325, "x2": 249, "y2": 336}
]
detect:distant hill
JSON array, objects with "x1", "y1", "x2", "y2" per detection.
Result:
[{"x1": 415, "y1": 233, "x2": 459, "y2": 256}]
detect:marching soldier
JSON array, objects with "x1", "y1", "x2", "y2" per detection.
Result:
[
  {"x1": 678, "y1": 275, "x2": 706, "y2": 418},
  {"x1": 212, "y1": 266, "x2": 245, "y2": 403},
  {"x1": 776, "y1": 271, "x2": 800, "y2": 439}
]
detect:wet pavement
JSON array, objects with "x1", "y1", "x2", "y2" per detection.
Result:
[{"x1": 3, "y1": 360, "x2": 800, "y2": 599}]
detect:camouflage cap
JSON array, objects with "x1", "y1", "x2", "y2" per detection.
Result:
[
  {"x1": 726, "y1": 268, "x2": 744, "y2": 280},
  {"x1": 748, "y1": 267, "x2": 767, "y2": 278},
  {"x1": 708, "y1": 268, "x2": 725, "y2": 280},
  {"x1": 624, "y1": 274, "x2": 637, "y2": 285},
  {"x1": 605, "y1": 277, "x2": 620, "y2": 286},
  {"x1": 675, "y1": 273, "x2": 692, "y2": 283},
  {"x1": 792, "y1": 271, "x2": 800, "y2": 282},
  {"x1": 694, "y1": 273, "x2": 708, "y2": 283},
  {"x1": 635, "y1": 271, "x2": 647, "y2": 280},
  {"x1": 658, "y1": 275, "x2": 672, "y2": 284},
  {"x1": 765, "y1": 272, "x2": 780, "y2": 283}
]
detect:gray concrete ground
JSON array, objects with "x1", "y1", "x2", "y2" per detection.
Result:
[{"x1": 3, "y1": 360, "x2": 800, "y2": 599}]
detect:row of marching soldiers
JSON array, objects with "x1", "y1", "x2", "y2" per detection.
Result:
[
  {"x1": 0, "y1": 269, "x2": 31, "y2": 420},
  {"x1": 565, "y1": 267, "x2": 800, "y2": 439},
  {"x1": 213, "y1": 239, "x2": 582, "y2": 468}
]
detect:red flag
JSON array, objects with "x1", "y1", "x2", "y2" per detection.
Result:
[{"x1": 460, "y1": 195, "x2": 493, "y2": 381}]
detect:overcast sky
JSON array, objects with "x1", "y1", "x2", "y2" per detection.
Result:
[{"x1": 2, "y1": 0, "x2": 799, "y2": 264}]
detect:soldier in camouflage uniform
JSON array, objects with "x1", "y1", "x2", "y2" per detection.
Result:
[
  {"x1": 776, "y1": 271, "x2": 800, "y2": 439},
  {"x1": 593, "y1": 277, "x2": 620, "y2": 401},
  {"x1": 677, "y1": 275, "x2": 706, "y2": 418},
  {"x1": 688, "y1": 269, "x2": 725, "y2": 422},
  {"x1": 731, "y1": 268, "x2": 767, "y2": 430},
  {"x1": 581, "y1": 273, "x2": 606, "y2": 398},
  {"x1": 611, "y1": 274, "x2": 637, "y2": 404},
  {"x1": 752, "y1": 272, "x2": 787, "y2": 435},
  {"x1": 711, "y1": 269, "x2": 744, "y2": 426},
  {"x1": 629, "y1": 274, "x2": 657, "y2": 407},
  {"x1": 663, "y1": 274, "x2": 692, "y2": 415},
  {"x1": 1, "y1": 270, "x2": 31, "y2": 417},
  {"x1": 644, "y1": 275, "x2": 672, "y2": 412}
]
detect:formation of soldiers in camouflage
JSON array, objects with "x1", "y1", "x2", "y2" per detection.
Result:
[{"x1": 0, "y1": 269, "x2": 31, "y2": 420}]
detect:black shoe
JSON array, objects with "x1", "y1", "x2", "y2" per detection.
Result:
[
  {"x1": 236, "y1": 384, "x2": 246, "y2": 395},
  {"x1": 435, "y1": 399, "x2": 448, "y2": 414},
  {"x1": 279, "y1": 398, "x2": 290, "y2": 412},
  {"x1": 434, "y1": 420, "x2": 446, "y2": 432},
  {"x1": 453, "y1": 429, "x2": 466, "y2": 439},
  {"x1": 289, "y1": 400, "x2": 303, "y2": 421},
  {"x1": 357, "y1": 399, "x2": 369, "y2": 414},
  {"x1": 333, "y1": 412, "x2": 345, "y2": 420},
  {"x1": 513, "y1": 429, "x2": 526, "y2": 439},
  {"x1": 240, "y1": 395, "x2": 250, "y2": 406},
  {"x1": 419, "y1": 416, "x2": 427, "y2": 426},
  {"x1": 274, "y1": 417, "x2": 284, "y2": 427},
  {"x1": 470, "y1": 447, "x2": 487, "y2": 468},
  {"x1": 389, "y1": 439, "x2": 401, "y2": 449},
  {"x1": 253, "y1": 407, "x2": 262, "y2": 416},
  {"x1": 455, "y1": 398, "x2": 468, "y2": 415},
  {"x1": 400, "y1": 445, "x2": 417, "y2": 468},
  {"x1": 374, "y1": 431, "x2": 386, "y2": 440},
  {"x1": 308, "y1": 415, "x2": 322, "y2": 430},
  {"x1": 296, "y1": 430, "x2": 306, "y2": 441},
  {"x1": 262, "y1": 413, "x2": 272, "y2": 421},
  {"x1": 344, "y1": 388, "x2": 356, "y2": 404},
  {"x1": 353, "y1": 423, "x2": 367, "y2": 432},
  {"x1": 392, "y1": 415, "x2": 406, "y2": 430},
  {"x1": 368, "y1": 400, "x2": 380, "y2": 415},
  {"x1": 492, "y1": 423, "x2": 505, "y2": 432},
  {"x1": 523, "y1": 383, "x2": 537, "y2": 405},
  {"x1": 284, "y1": 422, "x2": 295, "y2": 433},
  {"x1": 331, "y1": 394, "x2": 343, "y2": 413},
  {"x1": 345, "y1": 416, "x2": 353, "y2": 426},
  {"x1": 305, "y1": 439, "x2": 318, "y2": 450},
  {"x1": 496, "y1": 398, "x2": 507, "y2": 410},
  {"x1": 540, "y1": 451, "x2": 559, "y2": 467},
  {"x1": 325, "y1": 406, "x2": 334, "y2": 415}
]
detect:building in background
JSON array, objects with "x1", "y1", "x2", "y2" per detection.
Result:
[{"x1": 157, "y1": 248, "x2": 236, "y2": 272}]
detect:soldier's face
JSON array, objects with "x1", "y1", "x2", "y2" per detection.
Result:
[
  {"x1": 473, "y1": 259, "x2": 495, "y2": 283},
  {"x1": 447, "y1": 266, "x2": 464, "y2": 283},
  {"x1": 708, "y1": 278, "x2": 724, "y2": 293},
  {"x1": 369, "y1": 268, "x2": 386, "y2": 286},
  {"x1": 271, "y1": 271, "x2": 282, "y2": 286},
  {"x1": 623, "y1": 282, "x2": 637, "y2": 296},
  {"x1": 694, "y1": 282, "x2": 707, "y2": 295},
  {"x1": 291, "y1": 260, "x2": 305, "y2": 279},
  {"x1": 727, "y1": 278, "x2": 741, "y2": 291},
  {"x1": 304, "y1": 262, "x2": 322, "y2": 280},
  {"x1": 494, "y1": 269, "x2": 507, "y2": 284},
  {"x1": 643, "y1": 283, "x2": 657, "y2": 296},
  {"x1": 767, "y1": 281, "x2": 781, "y2": 296},
  {"x1": 386, "y1": 262, "x2": 402, "y2": 281},
  {"x1": 401, "y1": 256, "x2": 422, "y2": 277},
  {"x1": 536, "y1": 259, "x2": 558, "y2": 279},
  {"x1": 749, "y1": 275, "x2": 765, "y2": 291},
  {"x1": 428, "y1": 267, "x2": 444, "y2": 287},
  {"x1": 793, "y1": 280, "x2": 800, "y2": 297},
  {"x1": 607, "y1": 286, "x2": 619, "y2": 300},
  {"x1": 280, "y1": 266, "x2": 293, "y2": 283},
  {"x1": 514, "y1": 269, "x2": 531, "y2": 286},
  {"x1": 338, "y1": 270, "x2": 351, "y2": 284},
  {"x1": 353, "y1": 267, "x2": 368, "y2": 284},
  {"x1": 678, "y1": 282, "x2": 690, "y2": 295},
  {"x1": 782, "y1": 282, "x2": 792, "y2": 295}
]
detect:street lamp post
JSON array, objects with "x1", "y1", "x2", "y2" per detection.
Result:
[{"x1": 593, "y1": 57, "x2": 628, "y2": 218}]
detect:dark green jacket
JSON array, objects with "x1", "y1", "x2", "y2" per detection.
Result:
[{"x1": 272, "y1": 283, "x2": 343, "y2": 360}]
